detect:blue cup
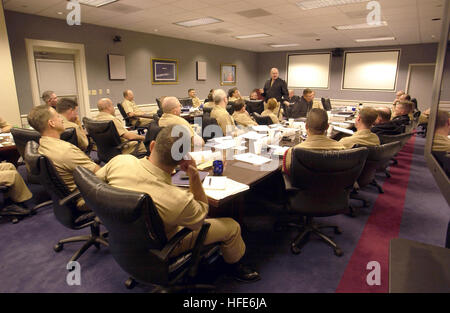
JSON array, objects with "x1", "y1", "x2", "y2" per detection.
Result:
[{"x1": 213, "y1": 160, "x2": 224, "y2": 176}]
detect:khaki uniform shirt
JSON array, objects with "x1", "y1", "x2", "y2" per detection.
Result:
[
  {"x1": 261, "y1": 109, "x2": 280, "y2": 124},
  {"x1": 339, "y1": 129, "x2": 380, "y2": 149},
  {"x1": 203, "y1": 101, "x2": 215, "y2": 109},
  {"x1": 95, "y1": 111, "x2": 146, "y2": 155},
  {"x1": 0, "y1": 117, "x2": 12, "y2": 132},
  {"x1": 232, "y1": 111, "x2": 257, "y2": 127},
  {"x1": 283, "y1": 135, "x2": 346, "y2": 175},
  {"x1": 191, "y1": 97, "x2": 201, "y2": 108},
  {"x1": 121, "y1": 99, "x2": 151, "y2": 127},
  {"x1": 38, "y1": 136, "x2": 98, "y2": 209},
  {"x1": 95, "y1": 155, "x2": 208, "y2": 240},
  {"x1": 211, "y1": 105, "x2": 235, "y2": 136},
  {"x1": 229, "y1": 96, "x2": 241, "y2": 102},
  {"x1": 62, "y1": 116, "x2": 89, "y2": 151},
  {"x1": 432, "y1": 134, "x2": 450, "y2": 152},
  {"x1": 158, "y1": 113, "x2": 194, "y2": 137}
]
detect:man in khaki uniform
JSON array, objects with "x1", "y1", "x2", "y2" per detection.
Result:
[
  {"x1": 211, "y1": 89, "x2": 237, "y2": 136},
  {"x1": 122, "y1": 90, "x2": 152, "y2": 127},
  {"x1": 232, "y1": 99, "x2": 257, "y2": 127},
  {"x1": 432, "y1": 110, "x2": 450, "y2": 152},
  {"x1": 339, "y1": 107, "x2": 380, "y2": 149},
  {"x1": 56, "y1": 98, "x2": 89, "y2": 151},
  {"x1": 188, "y1": 89, "x2": 202, "y2": 108},
  {"x1": 42, "y1": 90, "x2": 58, "y2": 109},
  {"x1": 96, "y1": 125, "x2": 260, "y2": 282},
  {"x1": 283, "y1": 108, "x2": 345, "y2": 176},
  {"x1": 0, "y1": 117, "x2": 12, "y2": 133},
  {"x1": 95, "y1": 98, "x2": 147, "y2": 156},
  {"x1": 27, "y1": 105, "x2": 100, "y2": 211},
  {"x1": 0, "y1": 162, "x2": 32, "y2": 207},
  {"x1": 158, "y1": 96, "x2": 204, "y2": 149}
]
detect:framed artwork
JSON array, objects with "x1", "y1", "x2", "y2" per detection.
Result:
[
  {"x1": 107, "y1": 54, "x2": 126, "y2": 80},
  {"x1": 220, "y1": 64, "x2": 236, "y2": 86},
  {"x1": 151, "y1": 58, "x2": 178, "y2": 84}
]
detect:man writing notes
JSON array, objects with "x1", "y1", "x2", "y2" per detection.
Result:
[
  {"x1": 122, "y1": 89, "x2": 152, "y2": 127},
  {"x1": 96, "y1": 125, "x2": 260, "y2": 282}
]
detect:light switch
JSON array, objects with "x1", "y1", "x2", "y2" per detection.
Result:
[
  {"x1": 106, "y1": 89, "x2": 110, "y2": 95},
  {"x1": 99, "y1": 89, "x2": 103, "y2": 95}
]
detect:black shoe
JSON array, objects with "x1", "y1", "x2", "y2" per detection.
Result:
[
  {"x1": 1, "y1": 204, "x2": 32, "y2": 216},
  {"x1": 231, "y1": 263, "x2": 261, "y2": 283}
]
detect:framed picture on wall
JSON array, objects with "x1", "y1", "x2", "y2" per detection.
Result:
[
  {"x1": 151, "y1": 58, "x2": 178, "y2": 84},
  {"x1": 220, "y1": 64, "x2": 236, "y2": 86}
]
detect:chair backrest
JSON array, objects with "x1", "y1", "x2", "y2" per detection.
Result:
[
  {"x1": 245, "y1": 100, "x2": 264, "y2": 115},
  {"x1": 202, "y1": 107, "x2": 212, "y2": 115},
  {"x1": 155, "y1": 98, "x2": 162, "y2": 109},
  {"x1": 144, "y1": 121, "x2": 163, "y2": 155},
  {"x1": 117, "y1": 103, "x2": 132, "y2": 127},
  {"x1": 83, "y1": 117, "x2": 122, "y2": 163},
  {"x1": 253, "y1": 113, "x2": 273, "y2": 125},
  {"x1": 356, "y1": 141, "x2": 402, "y2": 188},
  {"x1": 411, "y1": 98, "x2": 418, "y2": 111},
  {"x1": 73, "y1": 166, "x2": 170, "y2": 284},
  {"x1": 201, "y1": 116, "x2": 219, "y2": 141},
  {"x1": 60, "y1": 127, "x2": 78, "y2": 147},
  {"x1": 288, "y1": 147, "x2": 368, "y2": 215},
  {"x1": 226, "y1": 102, "x2": 235, "y2": 115},
  {"x1": 24, "y1": 141, "x2": 82, "y2": 228},
  {"x1": 433, "y1": 151, "x2": 450, "y2": 176},
  {"x1": 11, "y1": 128, "x2": 41, "y2": 159},
  {"x1": 321, "y1": 98, "x2": 332, "y2": 111},
  {"x1": 378, "y1": 131, "x2": 414, "y2": 148}
]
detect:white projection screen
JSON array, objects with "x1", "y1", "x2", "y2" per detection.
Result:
[
  {"x1": 343, "y1": 50, "x2": 400, "y2": 90},
  {"x1": 287, "y1": 53, "x2": 331, "y2": 89}
]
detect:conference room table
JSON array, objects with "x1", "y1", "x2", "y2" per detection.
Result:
[{"x1": 0, "y1": 133, "x2": 20, "y2": 167}]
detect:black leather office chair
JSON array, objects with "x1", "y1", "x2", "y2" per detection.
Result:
[
  {"x1": 321, "y1": 98, "x2": 332, "y2": 111},
  {"x1": 73, "y1": 166, "x2": 220, "y2": 292},
  {"x1": 350, "y1": 142, "x2": 402, "y2": 214},
  {"x1": 83, "y1": 117, "x2": 144, "y2": 163},
  {"x1": 117, "y1": 103, "x2": 146, "y2": 135},
  {"x1": 433, "y1": 151, "x2": 450, "y2": 176},
  {"x1": 202, "y1": 116, "x2": 220, "y2": 141},
  {"x1": 202, "y1": 107, "x2": 212, "y2": 115},
  {"x1": 245, "y1": 100, "x2": 264, "y2": 115},
  {"x1": 226, "y1": 102, "x2": 235, "y2": 115},
  {"x1": 377, "y1": 131, "x2": 414, "y2": 173},
  {"x1": 279, "y1": 147, "x2": 368, "y2": 256},
  {"x1": 143, "y1": 121, "x2": 163, "y2": 155},
  {"x1": 24, "y1": 141, "x2": 108, "y2": 262},
  {"x1": 252, "y1": 113, "x2": 273, "y2": 125},
  {"x1": 156, "y1": 97, "x2": 162, "y2": 110},
  {"x1": 152, "y1": 113, "x2": 160, "y2": 123}
]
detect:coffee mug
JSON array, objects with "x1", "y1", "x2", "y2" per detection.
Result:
[{"x1": 213, "y1": 160, "x2": 224, "y2": 176}]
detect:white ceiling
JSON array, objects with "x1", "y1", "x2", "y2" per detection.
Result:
[{"x1": 2, "y1": 0, "x2": 446, "y2": 52}]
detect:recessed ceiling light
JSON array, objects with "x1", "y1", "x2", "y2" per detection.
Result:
[
  {"x1": 234, "y1": 33, "x2": 271, "y2": 39},
  {"x1": 269, "y1": 44, "x2": 300, "y2": 48},
  {"x1": 296, "y1": 0, "x2": 369, "y2": 10},
  {"x1": 78, "y1": 0, "x2": 118, "y2": 7},
  {"x1": 174, "y1": 17, "x2": 223, "y2": 28},
  {"x1": 355, "y1": 37, "x2": 396, "y2": 42},
  {"x1": 333, "y1": 21, "x2": 388, "y2": 30}
]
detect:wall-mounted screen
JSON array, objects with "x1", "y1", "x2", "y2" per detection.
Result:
[
  {"x1": 343, "y1": 50, "x2": 400, "y2": 91},
  {"x1": 287, "y1": 53, "x2": 331, "y2": 89}
]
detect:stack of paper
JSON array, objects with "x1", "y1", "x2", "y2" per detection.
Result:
[
  {"x1": 202, "y1": 176, "x2": 227, "y2": 190},
  {"x1": 252, "y1": 125, "x2": 270, "y2": 132},
  {"x1": 268, "y1": 145, "x2": 290, "y2": 156},
  {"x1": 172, "y1": 170, "x2": 209, "y2": 187},
  {"x1": 239, "y1": 131, "x2": 267, "y2": 141},
  {"x1": 333, "y1": 126, "x2": 354, "y2": 135},
  {"x1": 203, "y1": 177, "x2": 250, "y2": 200},
  {"x1": 188, "y1": 150, "x2": 222, "y2": 166},
  {"x1": 234, "y1": 153, "x2": 272, "y2": 165}
]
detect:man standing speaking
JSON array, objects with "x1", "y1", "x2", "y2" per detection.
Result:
[{"x1": 260, "y1": 68, "x2": 289, "y2": 104}]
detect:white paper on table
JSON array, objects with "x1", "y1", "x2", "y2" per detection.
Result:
[
  {"x1": 188, "y1": 150, "x2": 221, "y2": 166},
  {"x1": 268, "y1": 145, "x2": 290, "y2": 156},
  {"x1": 204, "y1": 178, "x2": 250, "y2": 200},
  {"x1": 203, "y1": 176, "x2": 227, "y2": 190},
  {"x1": 214, "y1": 141, "x2": 237, "y2": 150},
  {"x1": 208, "y1": 136, "x2": 233, "y2": 143},
  {"x1": 240, "y1": 131, "x2": 267, "y2": 140},
  {"x1": 333, "y1": 126, "x2": 354, "y2": 135},
  {"x1": 233, "y1": 153, "x2": 272, "y2": 165},
  {"x1": 252, "y1": 125, "x2": 270, "y2": 132}
]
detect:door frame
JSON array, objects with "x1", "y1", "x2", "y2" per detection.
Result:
[
  {"x1": 405, "y1": 63, "x2": 436, "y2": 94},
  {"x1": 25, "y1": 39, "x2": 90, "y2": 118}
]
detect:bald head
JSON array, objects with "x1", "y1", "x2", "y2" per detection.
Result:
[
  {"x1": 98, "y1": 98, "x2": 114, "y2": 115},
  {"x1": 270, "y1": 68, "x2": 279, "y2": 80},
  {"x1": 162, "y1": 96, "x2": 181, "y2": 115}
]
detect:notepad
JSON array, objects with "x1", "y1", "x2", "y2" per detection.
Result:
[
  {"x1": 333, "y1": 126, "x2": 354, "y2": 135},
  {"x1": 203, "y1": 178, "x2": 250, "y2": 200},
  {"x1": 172, "y1": 170, "x2": 209, "y2": 187},
  {"x1": 233, "y1": 153, "x2": 272, "y2": 165},
  {"x1": 203, "y1": 176, "x2": 227, "y2": 190},
  {"x1": 252, "y1": 125, "x2": 270, "y2": 132}
]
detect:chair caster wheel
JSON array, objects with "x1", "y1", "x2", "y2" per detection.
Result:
[
  {"x1": 94, "y1": 243, "x2": 100, "y2": 250},
  {"x1": 54, "y1": 243, "x2": 63, "y2": 252},
  {"x1": 334, "y1": 248, "x2": 343, "y2": 257},
  {"x1": 12, "y1": 218, "x2": 19, "y2": 224},
  {"x1": 125, "y1": 278, "x2": 137, "y2": 289},
  {"x1": 334, "y1": 227, "x2": 342, "y2": 235},
  {"x1": 291, "y1": 244, "x2": 301, "y2": 255}
]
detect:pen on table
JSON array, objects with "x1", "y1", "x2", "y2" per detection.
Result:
[{"x1": 209, "y1": 177, "x2": 211, "y2": 186}]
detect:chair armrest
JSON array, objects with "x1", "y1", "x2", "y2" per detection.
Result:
[
  {"x1": 117, "y1": 139, "x2": 142, "y2": 150},
  {"x1": 188, "y1": 222, "x2": 211, "y2": 278},
  {"x1": 150, "y1": 227, "x2": 193, "y2": 261},
  {"x1": 59, "y1": 190, "x2": 82, "y2": 206}
]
